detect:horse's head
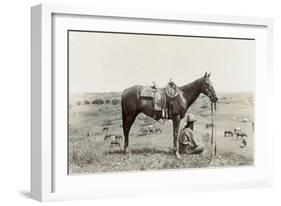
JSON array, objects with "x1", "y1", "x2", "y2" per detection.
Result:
[{"x1": 200, "y1": 72, "x2": 218, "y2": 103}]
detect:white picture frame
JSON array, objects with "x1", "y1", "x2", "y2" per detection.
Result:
[{"x1": 31, "y1": 3, "x2": 274, "y2": 202}]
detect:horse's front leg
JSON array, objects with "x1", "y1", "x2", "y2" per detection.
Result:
[{"x1": 172, "y1": 115, "x2": 181, "y2": 158}]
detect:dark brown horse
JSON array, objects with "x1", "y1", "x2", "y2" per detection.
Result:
[{"x1": 121, "y1": 72, "x2": 218, "y2": 157}]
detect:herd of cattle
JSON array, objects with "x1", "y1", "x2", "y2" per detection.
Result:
[
  {"x1": 82, "y1": 124, "x2": 163, "y2": 149},
  {"x1": 223, "y1": 125, "x2": 253, "y2": 148},
  {"x1": 81, "y1": 118, "x2": 253, "y2": 150}
]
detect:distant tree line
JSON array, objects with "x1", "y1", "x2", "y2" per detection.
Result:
[{"x1": 76, "y1": 98, "x2": 121, "y2": 106}]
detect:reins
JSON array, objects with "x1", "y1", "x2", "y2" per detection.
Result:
[{"x1": 208, "y1": 101, "x2": 217, "y2": 163}]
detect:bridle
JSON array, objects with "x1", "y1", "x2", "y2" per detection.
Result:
[{"x1": 202, "y1": 84, "x2": 217, "y2": 102}]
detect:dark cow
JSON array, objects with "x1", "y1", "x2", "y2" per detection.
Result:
[
  {"x1": 236, "y1": 132, "x2": 247, "y2": 139},
  {"x1": 206, "y1": 123, "x2": 214, "y2": 129},
  {"x1": 224, "y1": 131, "x2": 233, "y2": 137},
  {"x1": 103, "y1": 127, "x2": 109, "y2": 132}
]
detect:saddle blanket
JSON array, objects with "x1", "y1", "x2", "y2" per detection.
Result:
[
  {"x1": 140, "y1": 86, "x2": 163, "y2": 111},
  {"x1": 140, "y1": 86, "x2": 157, "y2": 98}
]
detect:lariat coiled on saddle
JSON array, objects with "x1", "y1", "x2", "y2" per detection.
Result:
[
  {"x1": 164, "y1": 79, "x2": 180, "y2": 119},
  {"x1": 139, "y1": 79, "x2": 181, "y2": 121}
]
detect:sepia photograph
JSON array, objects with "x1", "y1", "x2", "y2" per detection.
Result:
[{"x1": 68, "y1": 30, "x2": 255, "y2": 174}]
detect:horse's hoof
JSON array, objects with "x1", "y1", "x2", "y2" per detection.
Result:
[
  {"x1": 124, "y1": 148, "x2": 130, "y2": 154},
  {"x1": 175, "y1": 151, "x2": 182, "y2": 159}
]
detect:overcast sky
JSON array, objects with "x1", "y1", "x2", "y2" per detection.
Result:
[{"x1": 69, "y1": 31, "x2": 254, "y2": 93}]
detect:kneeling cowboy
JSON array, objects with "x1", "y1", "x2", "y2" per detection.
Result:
[{"x1": 178, "y1": 114, "x2": 204, "y2": 155}]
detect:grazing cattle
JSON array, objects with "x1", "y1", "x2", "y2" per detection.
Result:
[
  {"x1": 242, "y1": 118, "x2": 249, "y2": 123},
  {"x1": 139, "y1": 126, "x2": 162, "y2": 135},
  {"x1": 240, "y1": 133, "x2": 247, "y2": 148},
  {"x1": 241, "y1": 136, "x2": 247, "y2": 148},
  {"x1": 105, "y1": 134, "x2": 123, "y2": 141},
  {"x1": 234, "y1": 127, "x2": 241, "y2": 134},
  {"x1": 102, "y1": 127, "x2": 109, "y2": 132},
  {"x1": 236, "y1": 132, "x2": 247, "y2": 139},
  {"x1": 154, "y1": 128, "x2": 162, "y2": 133},
  {"x1": 140, "y1": 127, "x2": 149, "y2": 135},
  {"x1": 224, "y1": 131, "x2": 233, "y2": 137},
  {"x1": 104, "y1": 134, "x2": 111, "y2": 141},
  {"x1": 110, "y1": 140, "x2": 121, "y2": 148},
  {"x1": 206, "y1": 123, "x2": 214, "y2": 129},
  {"x1": 147, "y1": 125, "x2": 155, "y2": 133},
  {"x1": 200, "y1": 113, "x2": 208, "y2": 118},
  {"x1": 114, "y1": 134, "x2": 123, "y2": 141}
]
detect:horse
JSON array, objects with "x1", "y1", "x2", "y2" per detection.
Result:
[{"x1": 121, "y1": 72, "x2": 218, "y2": 158}]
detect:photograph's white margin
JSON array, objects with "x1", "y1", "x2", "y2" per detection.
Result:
[{"x1": 31, "y1": 3, "x2": 274, "y2": 202}]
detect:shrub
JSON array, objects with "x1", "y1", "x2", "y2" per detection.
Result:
[
  {"x1": 102, "y1": 119, "x2": 113, "y2": 126},
  {"x1": 105, "y1": 99, "x2": 110, "y2": 104},
  {"x1": 111, "y1": 98, "x2": 121, "y2": 105},
  {"x1": 76, "y1": 101, "x2": 82, "y2": 106},
  {"x1": 92, "y1": 98, "x2": 104, "y2": 105},
  {"x1": 83, "y1": 100, "x2": 90, "y2": 105}
]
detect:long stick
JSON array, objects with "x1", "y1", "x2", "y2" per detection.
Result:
[
  {"x1": 208, "y1": 102, "x2": 216, "y2": 163},
  {"x1": 214, "y1": 103, "x2": 217, "y2": 158}
]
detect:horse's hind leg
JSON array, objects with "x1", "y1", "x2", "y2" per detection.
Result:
[{"x1": 123, "y1": 113, "x2": 138, "y2": 154}]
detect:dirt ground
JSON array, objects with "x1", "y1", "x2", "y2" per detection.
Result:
[{"x1": 68, "y1": 92, "x2": 254, "y2": 174}]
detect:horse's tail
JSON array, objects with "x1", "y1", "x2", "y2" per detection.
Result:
[{"x1": 121, "y1": 94, "x2": 126, "y2": 133}]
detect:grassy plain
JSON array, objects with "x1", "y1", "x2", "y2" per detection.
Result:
[{"x1": 68, "y1": 92, "x2": 254, "y2": 174}]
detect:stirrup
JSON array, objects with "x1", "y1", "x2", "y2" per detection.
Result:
[{"x1": 162, "y1": 109, "x2": 165, "y2": 119}]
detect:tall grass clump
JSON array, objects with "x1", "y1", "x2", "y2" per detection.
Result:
[{"x1": 70, "y1": 139, "x2": 101, "y2": 167}]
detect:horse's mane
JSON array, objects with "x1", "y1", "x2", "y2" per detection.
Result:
[{"x1": 179, "y1": 77, "x2": 203, "y2": 92}]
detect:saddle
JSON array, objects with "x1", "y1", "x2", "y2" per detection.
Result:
[{"x1": 139, "y1": 80, "x2": 179, "y2": 119}]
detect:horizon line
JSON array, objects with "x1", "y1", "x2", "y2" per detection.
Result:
[{"x1": 69, "y1": 90, "x2": 255, "y2": 95}]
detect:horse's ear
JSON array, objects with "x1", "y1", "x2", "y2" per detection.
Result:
[
  {"x1": 208, "y1": 72, "x2": 211, "y2": 77},
  {"x1": 204, "y1": 72, "x2": 207, "y2": 78}
]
